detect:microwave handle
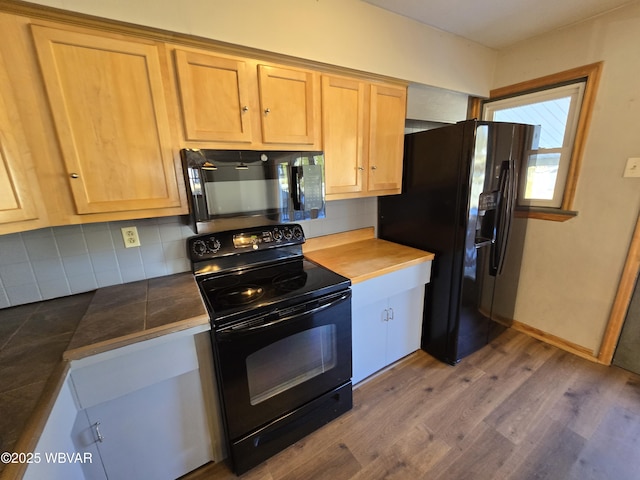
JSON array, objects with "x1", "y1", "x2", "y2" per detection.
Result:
[{"x1": 291, "y1": 166, "x2": 302, "y2": 210}]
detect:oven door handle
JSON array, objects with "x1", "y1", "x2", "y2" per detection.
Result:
[{"x1": 216, "y1": 291, "x2": 351, "y2": 339}]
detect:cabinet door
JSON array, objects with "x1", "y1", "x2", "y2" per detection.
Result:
[
  {"x1": 31, "y1": 25, "x2": 182, "y2": 214},
  {"x1": 367, "y1": 84, "x2": 406, "y2": 194},
  {"x1": 71, "y1": 412, "x2": 107, "y2": 480},
  {"x1": 23, "y1": 377, "x2": 88, "y2": 480},
  {"x1": 321, "y1": 75, "x2": 367, "y2": 196},
  {"x1": 258, "y1": 65, "x2": 319, "y2": 145},
  {"x1": 174, "y1": 49, "x2": 253, "y2": 143},
  {"x1": 385, "y1": 286, "x2": 425, "y2": 365},
  {"x1": 84, "y1": 371, "x2": 212, "y2": 480},
  {"x1": 351, "y1": 298, "x2": 388, "y2": 384},
  {"x1": 0, "y1": 50, "x2": 46, "y2": 231}
]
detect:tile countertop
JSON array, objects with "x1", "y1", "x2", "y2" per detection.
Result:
[
  {"x1": 64, "y1": 273, "x2": 209, "y2": 361},
  {"x1": 0, "y1": 272, "x2": 208, "y2": 478},
  {"x1": 303, "y1": 227, "x2": 435, "y2": 283}
]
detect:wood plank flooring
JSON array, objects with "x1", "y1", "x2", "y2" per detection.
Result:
[{"x1": 182, "y1": 329, "x2": 640, "y2": 480}]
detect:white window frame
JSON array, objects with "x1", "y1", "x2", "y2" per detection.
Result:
[
  {"x1": 483, "y1": 82, "x2": 585, "y2": 209},
  {"x1": 473, "y1": 62, "x2": 603, "y2": 222}
]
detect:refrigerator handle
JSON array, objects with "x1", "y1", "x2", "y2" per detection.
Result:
[{"x1": 491, "y1": 160, "x2": 515, "y2": 276}]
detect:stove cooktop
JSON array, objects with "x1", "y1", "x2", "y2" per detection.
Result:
[{"x1": 198, "y1": 257, "x2": 350, "y2": 325}]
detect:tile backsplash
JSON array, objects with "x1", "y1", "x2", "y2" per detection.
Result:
[{"x1": 0, "y1": 198, "x2": 377, "y2": 308}]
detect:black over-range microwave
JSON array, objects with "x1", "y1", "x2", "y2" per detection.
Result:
[{"x1": 180, "y1": 149, "x2": 326, "y2": 233}]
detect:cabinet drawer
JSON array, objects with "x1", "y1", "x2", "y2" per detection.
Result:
[
  {"x1": 351, "y1": 262, "x2": 431, "y2": 310},
  {"x1": 70, "y1": 335, "x2": 200, "y2": 409}
]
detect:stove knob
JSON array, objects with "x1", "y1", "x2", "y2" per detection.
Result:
[
  {"x1": 192, "y1": 240, "x2": 207, "y2": 256},
  {"x1": 292, "y1": 225, "x2": 303, "y2": 240},
  {"x1": 206, "y1": 238, "x2": 221, "y2": 253},
  {"x1": 273, "y1": 228, "x2": 283, "y2": 241},
  {"x1": 283, "y1": 227, "x2": 293, "y2": 240}
]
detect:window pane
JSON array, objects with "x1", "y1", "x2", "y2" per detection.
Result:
[
  {"x1": 523, "y1": 153, "x2": 561, "y2": 200},
  {"x1": 492, "y1": 96, "x2": 571, "y2": 149}
]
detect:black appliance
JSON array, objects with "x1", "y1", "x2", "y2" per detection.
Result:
[
  {"x1": 189, "y1": 224, "x2": 352, "y2": 474},
  {"x1": 378, "y1": 120, "x2": 538, "y2": 365},
  {"x1": 181, "y1": 149, "x2": 326, "y2": 233}
]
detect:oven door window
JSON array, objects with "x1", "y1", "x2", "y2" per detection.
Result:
[{"x1": 246, "y1": 324, "x2": 337, "y2": 405}]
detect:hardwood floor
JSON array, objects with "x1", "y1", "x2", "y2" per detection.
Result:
[{"x1": 183, "y1": 329, "x2": 640, "y2": 480}]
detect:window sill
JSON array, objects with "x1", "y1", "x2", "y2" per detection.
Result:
[{"x1": 515, "y1": 207, "x2": 578, "y2": 222}]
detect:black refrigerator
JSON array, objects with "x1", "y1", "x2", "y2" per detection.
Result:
[{"x1": 378, "y1": 119, "x2": 538, "y2": 365}]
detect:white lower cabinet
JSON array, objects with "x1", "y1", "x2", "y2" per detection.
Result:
[
  {"x1": 351, "y1": 262, "x2": 431, "y2": 385},
  {"x1": 23, "y1": 374, "x2": 87, "y2": 480},
  {"x1": 80, "y1": 370, "x2": 210, "y2": 480},
  {"x1": 25, "y1": 326, "x2": 222, "y2": 480},
  {"x1": 68, "y1": 328, "x2": 222, "y2": 480}
]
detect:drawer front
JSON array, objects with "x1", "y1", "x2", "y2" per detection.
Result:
[
  {"x1": 351, "y1": 261, "x2": 431, "y2": 310},
  {"x1": 70, "y1": 335, "x2": 200, "y2": 409}
]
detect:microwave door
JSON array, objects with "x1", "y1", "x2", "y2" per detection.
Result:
[{"x1": 181, "y1": 149, "x2": 326, "y2": 232}]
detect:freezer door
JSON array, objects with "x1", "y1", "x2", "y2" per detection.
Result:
[
  {"x1": 477, "y1": 123, "x2": 533, "y2": 334},
  {"x1": 457, "y1": 123, "x2": 495, "y2": 361}
]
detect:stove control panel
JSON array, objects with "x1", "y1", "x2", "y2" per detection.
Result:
[{"x1": 188, "y1": 224, "x2": 305, "y2": 260}]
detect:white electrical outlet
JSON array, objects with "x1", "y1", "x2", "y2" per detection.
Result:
[
  {"x1": 121, "y1": 226, "x2": 141, "y2": 248},
  {"x1": 623, "y1": 157, "x2": 640, "y2": 178}
]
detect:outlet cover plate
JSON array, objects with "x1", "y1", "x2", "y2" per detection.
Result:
[
  {"x1": 624, "y1": 157, "x2": 640, "y2": 178},
  {"x1": 121, "y1": 226, "x2": 141, "y2": 248}
]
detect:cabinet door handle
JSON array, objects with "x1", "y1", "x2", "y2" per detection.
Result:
[
  {"x1": 381, "y1": 309, "x2": 388, "y2": 322},
  {"x1": 70, "y1": 173, "x2": 80, "y2": 179},
  {"x1": 93, "y1": 421, "x2": 104, "y2": 443},
  {"x1": 371, "y1": 165, "x2": 377, "y2": 170},
  {"x1": 357, "y1": 166, "x2": 364, "y2": 171},
  {"x1": 242, "y1": 105, "x2": 249, "y2": 112},
  {"x1": 388, "y1": 307, "x2": 394, "y2": 321},
  {"x1": 264, "y1": 108, "x2": 271, "y2": 115}
]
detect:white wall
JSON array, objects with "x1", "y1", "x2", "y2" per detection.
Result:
[
  {"x1": 493, "y1": 3, "x2": 640, "y2": 353},
  {"x1": 24, "y1": 0, "x2": 496, "y2": 96}
]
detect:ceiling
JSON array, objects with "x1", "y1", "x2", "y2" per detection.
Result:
[{"x1": 362, "y1": 0, "x2": 637, "y2": 49}]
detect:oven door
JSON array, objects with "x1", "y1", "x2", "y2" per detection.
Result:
[{"x1": 213, "y1": 289, "x2": 352, "y2": 441}]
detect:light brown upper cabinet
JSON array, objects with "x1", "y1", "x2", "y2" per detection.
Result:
[
  {"x1": 172, "y1": 48, "x2": 321, "y2": 150},
  {"x1": 0, "y1": 49, "x2": 48, "y2": 234},
  {"x1": 174, "y1": 49, "x2": 253, "y2": 143},
  {"x1": 321, "y1": 75, "x2": 367, "y2": 196},
  {"x1": 367, "y1": 84, "x2": 406, "y2": 194},
  {"x1": 257, "y1": 65, "x2": 318, "y2": 145},
  {"x1": 322, "y1": 75, "x2": 406, "y2": 199},
  {"x1": 31, "y1": 25, "x2": 185, "y2": 215}
]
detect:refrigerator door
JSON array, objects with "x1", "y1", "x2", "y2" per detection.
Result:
[{"x1": 461, "y1": 121, "x2": 531, "y2": 359}]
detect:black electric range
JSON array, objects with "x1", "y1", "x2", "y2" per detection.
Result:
[{"x1": 188, "y1": 224, "x2": 353, "y2": 475}]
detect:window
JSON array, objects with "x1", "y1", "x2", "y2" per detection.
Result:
[
  {"x1": 484, "y1": 83, "x2": 585, "y2": 208},
  {"x1": 479, "y1": 63, "x2": 602, "y2": 221}
]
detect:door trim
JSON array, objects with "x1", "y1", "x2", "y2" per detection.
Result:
[{"x1": 598, "y1": 212, "x2": 640, "y2": 364}]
